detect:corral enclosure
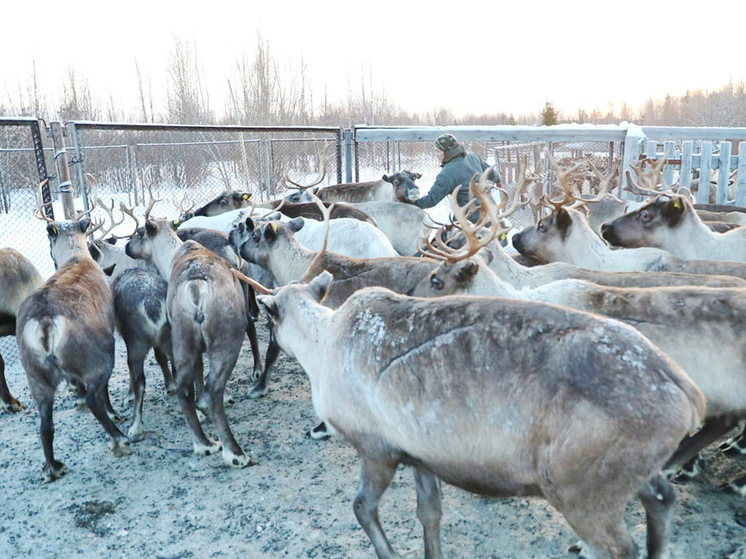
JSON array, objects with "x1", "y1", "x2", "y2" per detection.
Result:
[
  {"x1": 3, "y1": 120, "x2": 746, "y2": 364},
  {"x1": 1, "y1": 119, "x2": 746, "y2": 558}
]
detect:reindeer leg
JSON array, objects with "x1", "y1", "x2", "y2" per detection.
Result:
[
  {"x1": 125, "y1": 343, "x2": 148, "y2": 440},
  {"x1": 638, "y1": 473, "x2": 676, "y2": 559},
  {"x1": 244, "y1": 315, "x2": 264, "y2": 380},
  {"x1": 206, "y1": 352, "x2": 255, "y2": 468},
  {"x1": 85, "y1": 377, "x2": 131, "y2": 457},
  {"x1": 413, "y1": 467, "x2": 443, "y2": 559},
  {"x1": 664, "y1": 416, "x2": 740, "y2": 478},
  {"x1": 353, "y1": 455, "x2": 401, "y2": 559},
  {"x1": 175, "y1": 355, "x2": 221, "y2": 456},
  {"x1": 153, "y1": 346, "x2": 176, "y2": 395},
  {"x1": 36, "y1": 396, "x2": 66, "y2": 482},
  {"x1": 0, "y1": 352, "x2": 25, "y2": 412},
  {"x1": 249, "y1": 332, "x2": 280, "y2": 399}
]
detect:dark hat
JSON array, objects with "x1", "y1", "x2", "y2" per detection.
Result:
[{"x1": 434, "y1": 133, "x2": 459, "y2": 152}]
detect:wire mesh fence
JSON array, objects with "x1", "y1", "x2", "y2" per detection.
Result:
[{"x1": 0, "y1": 121, "x2": 630, "y2": 366}]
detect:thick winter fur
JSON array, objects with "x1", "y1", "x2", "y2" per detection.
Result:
[
  {"x1": 16, "y1": 218, "x2": 131, "y2": 482},
  {"x1": 125, "y1": 219, "x2": 254, "y2": 467},
  {"x1": 482, "y1": 238, "x2": 746, "y2": 289},
  {"x1": 184, "y1": 190, "x2": 252, "y2": 219},
  {"x1": 231, "y1": 218, "x2": 438, "y2": 399},
  {"x1": 512, "y1": 206, "x2": 746, "y2": 279},
  {"x1": 0, "y1": 248, "x2": 44, "y2": 411},
  {"x1": 89, "y1": 237, "x2": 160, "y2": 279},
  {"x1": 288, "y1": 171, "x2": 421, "y2": 204},
  {"x1": 412, "y1": 251, "x2": 746, "y2": 493},
  {"x1": 351, "y1": 201, "x2": 432, "y2": 256},
  {"x1": 111, "y1": 268, "x2": 176, "y2": 439},
  {"x1": 258, "y1": 272, "x2": 705, "y2": 559},
  {"x1": 602, "y1": 194, "x2": 746, "y2": 261}
]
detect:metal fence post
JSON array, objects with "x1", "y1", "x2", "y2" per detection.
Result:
[
  {"x1": 343, "y1": 128, "x2": 353, "y2": 183},
  {"x1": 68, "y1": 122, "x2": 88, "y2": 210},
  {"x1": 30, "y1": 119, "x2": 54, "y2": 219},
  {"x1": 48, "y1": 121, "x2": 77, "y2": 219}
]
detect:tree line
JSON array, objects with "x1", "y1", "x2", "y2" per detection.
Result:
[{"x1": 3, "y1": 34, "x2": 746, "y2": 128}]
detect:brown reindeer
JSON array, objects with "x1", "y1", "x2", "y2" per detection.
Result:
[
  {"x1": 16, "y1": 217, "x2": 132, "y2": 482},
  {"x1": 0, "y1": 248, "x2": 44, "y2": 412}
]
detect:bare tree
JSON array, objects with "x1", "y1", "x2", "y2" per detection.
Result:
[
  {"x1": 59, "y1": 66, "x2": 99, "y2": 121},
  {"x1": 166, "y1": 36, "x2": 213, "y2": 124}
]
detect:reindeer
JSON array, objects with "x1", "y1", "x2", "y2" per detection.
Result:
[
  {"x1": 601, "y1": 193, "x2": 746, "y2": 261},
  {"x1": 413, "y1": 182, "x2": 746, "y2": 495},
  {"x1": 285, "y1": 170, "x2": 421, "y2": 204},
  {"x1": 0, "y1": 248, "x2": 44, "y2": 412},
  {"x1": 249, "y1": 268, "x2": 705, "y2": 559},
  {"x1": 125, "y1": 218, "x2": 255, "y2": 467},
  {"x1": 16, "y1": 217, "x2": 132, "y2": 482},
  {"x1": 511, "y1": 150, "x2": 746, "y2": 280}
]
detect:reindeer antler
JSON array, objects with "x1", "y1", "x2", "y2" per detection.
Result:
[
  {"x1": 423, "y1": 170, "x2": 504, "y2": 263},
  {"x1": 284, "y1": 142, "x2": 328, "y2": 192},
  {"x1": 92, "y1": 197, "x2": 126, "y2": 239},
  {"x1": 540, "y1": 149, "x2": 589, "y2": 214},
  {"x1": 624, "y1": 157, "x2": 670, "y2": 197}
]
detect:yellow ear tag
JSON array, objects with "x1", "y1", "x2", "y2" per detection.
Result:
[
  {"x1": 673, "y1": 200, "x2": 682, "y2": 210},
  {"x1": 270, "y1": 223, "x2": 278, "y2": 233},
  {"x1": 499, "y1": 233, "x2": 507, "y2": 242},
  {"x1": 242, "y1": 194, "x2": 250, "y2": 200},
  {"x1": 173, "y1": 219, "x2": 180, "y2": 226},
  {"x1": 51, "y1": 226, "x2": 58, "y2": 236}
]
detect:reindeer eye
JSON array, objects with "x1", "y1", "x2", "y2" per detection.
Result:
[
  {"x1": 538, "y1": 221, "x2": 547, "y2": 233},
  {"x1": 220, "y1": 198, "x2": 229, "y2": 206},
  {"x1": 640, "y1": 211, "x2": 651, "y2": 223},
  {"x1": 430, "y1": 276, "x2": 444, "y2": 290}
]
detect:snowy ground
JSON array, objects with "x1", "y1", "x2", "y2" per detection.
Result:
[{"x1": 1, "y1": 315, "x2": 745, "y2": 559}]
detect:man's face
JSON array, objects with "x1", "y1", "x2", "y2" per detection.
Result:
[{"x1": 436, "y1": 149, "x2": 445, "y2": 164}]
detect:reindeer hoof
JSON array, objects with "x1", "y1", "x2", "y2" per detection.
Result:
[
  {"x1": 194, "y1": 439, "x2": 222, "y2": 456},
  {"x1": 248, "y1": 384, "x2": 267, "y2": 399},
  {"x1": 42, "y1": 461, "x2": 67, "y2": 483},
  {"x1": 223, "y1": 391, "x2": 235, "y2": 407},
  {"x1": 127, "y1": 422, "x2": 145, "y2": 440},
  {"x1": 721, "y1": 475, "x2": 746, "y2": 496},
  {"x1": 1, "y1": 398, "x2": 25, "y2": 413},
  {"x1": 720, "y1": 435, "x2": 746, "y2": 456},
  {"x1": 223, "y1": 450, "x2": 257, "y2": 468},
  {"x1": 110, "y1": 439, "x2": 133, "y2": 457},
  {"x1": 308, "y1": 421, "x2": 331, "y2": 440}
]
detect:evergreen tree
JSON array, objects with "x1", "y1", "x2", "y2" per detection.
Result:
[{"x1": 540, "y1": 102, "x2": 559, "y2": 125}]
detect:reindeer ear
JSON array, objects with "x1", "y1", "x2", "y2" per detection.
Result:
[
  {"x1": 263, "y1": 223, "x2": 277, "y2": 241},
  {"x1": 47, "y1": 223, "x2": 59, "y2": 237},
  {"x1": 78, "y1": 217, "x2": 92, "y2": 233},
  {"x1": 145, "y1": 219, "x2": 158, "y2": 237},
  {"x1": 308, "y1": 270, "x2": 333, "y2": 302},
  {"x1": 382, "y1": 174, "x2": 392, "y2": 183},
  {"x1": 287, "y1": 218, "x2": 305, "y2": 232},
  {"x1": 257, "y1": 295, "x2": 278, "y2": 320},
  {"x1": 555, "y1": 207, "x2": 572, "y2": 233},
  {"x1": 102, "y1": 264, "x2": 116, "y2": 277},
  {"x1": 455, "y1": 260, "x2": 480, "y2": 284}
]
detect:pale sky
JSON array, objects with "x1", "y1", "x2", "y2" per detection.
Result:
[{"x1": 3, "y1": 0, "x2": 746, "y2": 120}]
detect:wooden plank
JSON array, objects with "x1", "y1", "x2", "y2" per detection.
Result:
[
  {"x1": 663, "y1": 141, "x2": 676, "y2": 188},
  {"x1": 698, "y1": 142, "x2": 713, "y2": 203},
  {"x1": 737, "y1": 142, "x2": 746, "y2": 206},
  {"x1": 680, "y1": 141, "x2": 694, "y2": 187},
  {"x1": 716, "y1": 142, "x2": 732, "y2": 204}
]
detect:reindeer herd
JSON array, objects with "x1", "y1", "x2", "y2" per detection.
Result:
[{"x1": 1, "y1": 155, "x2": 745, "y2": 559}]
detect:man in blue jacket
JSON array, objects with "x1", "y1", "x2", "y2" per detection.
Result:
[{"x1": 410, "y1": 133, "x2": 500, "y2": 221}]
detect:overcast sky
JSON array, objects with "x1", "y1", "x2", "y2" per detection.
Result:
[{"x1": 3, "y1": 0, "x2": 746, "y2": 119}]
